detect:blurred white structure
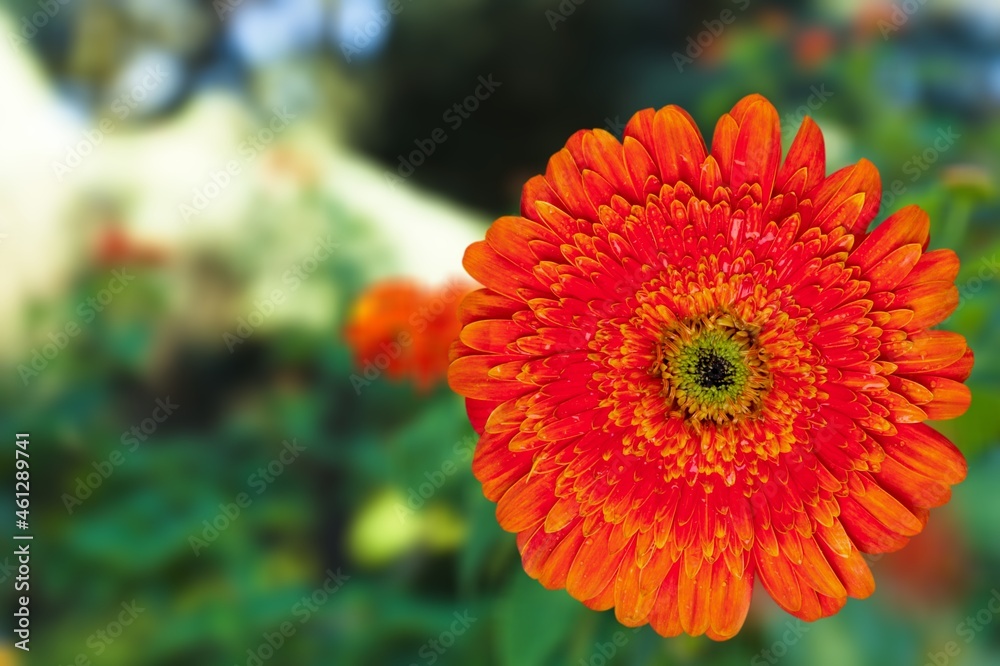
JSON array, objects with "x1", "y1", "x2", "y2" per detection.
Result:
[{"x1": 0, "y1": 14, "x2": 484, "y2": 361}]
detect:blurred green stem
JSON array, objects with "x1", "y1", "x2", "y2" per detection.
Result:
[{"x1": 941, "y1": 194, "x2": 973, "y2": 251}]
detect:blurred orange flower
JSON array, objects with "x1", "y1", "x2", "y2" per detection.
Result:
[
  {"x1": 880, "y1": 511, "x2": 971, "y2": 606},
  {"x1": 794, "y1": 26, "x2": 837, "y2": 70},
  {"x1": 95, "y1": 225, "x2": 168, "y2": 267},
  {"x1": 757, "y1": 7, "x2": 792, "y2": 37},
  {"x1": 345, "y1": 278, "x2": 473, "y2": 392}
]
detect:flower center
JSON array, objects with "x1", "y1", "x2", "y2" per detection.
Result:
[{"x1": 652, "y1": 311, "x2": 770, "y2": 426}]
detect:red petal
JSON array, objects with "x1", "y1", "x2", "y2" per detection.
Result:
[
  {"x1": 707, "y1": 556, "x2": 754, "y2": 640},
  {"x1": 472, "y1": 429, "x2": 533, "y2": 500},
  {"x1": 497, "y1": 476, "x2": 556, "y2": 532},
  {"x1": 776, "y1": 116, "x2": 825, "y2": 196},
  {"x1": 458, "y1": 289, "x2": 522, "y2": 325},
  {"x1": 935, "y1": 347, "x2": 974, "y2": 382},
  {"x1": 920, "y1": 377, "x2": 972, "y2": 420},
  {"x1": 811, "y1": 159, "x2": 881, "y2": 235},
  {"x1": 876, "y1": 456, "x2": 952, "y2": 510},
  {"x1": 878, "y1": 423, "x2": 967, "y2": 486},
  {"x1": 448, "y1": 354, "x2": 531, "y2": 401},
  {"x1": 711, "y1": 114, "x2": 740, "y2": 183},
  {"x1": 614, "y1": 543, "x2": 655, "y2": 626},
  {"x1": 817, "y1": 539, "x2": 875, "y2": 599},
  {"x1": 651, "y1": 105, "x2": 708, "y2": 187},
  {"x1": 463, "y1": 241, "x2": 540, "y2": 301},
  {"x1": 837, "y1": 489, "x2": 914, "y2": 555},
  {"x1": 460, "y1": 320, "x2": 527, "y2": 354},
  {"x1": 889, "y1": 330, "x2": 967, "y2": 374},
  {"x1": 677, "y1": 551, "x2": 713, "y2": 636},
  {"x1": 788, "y1": 576, "x2": 845, "y2": 621},
  {"x1": 543, "y1": 495, "x2": 580, "y2": 534},
  {"x1": 855, "y1": 474, "x2": 925, "y2": 535},
  {"x1": 537, "y1": 523, "x2": 587, "y2": 590},
  {"x1": 730, "y1": 97, "x2": 781, "y2": 200},
  {"x1": 648, "y1": 561, "x2": 683, "y2": 637},
  {"x1": 756, "y1": 547, "x2": 803, "y2": 613},
  {"x1": 520, "y1": 175, "x2": 565, "y2": 225},
  {"x1": 582, "y1": 129, "x2": 639, "y2": 202},
  {"x1": 850, "y1": 205, "x2": 929, "y2": 270},
  {"x1": 637, "y1": 545, "x2": 676, "y2": 601},
  {"x1": 466, "y1": 398, "x2": 495, "y2": 434},
  {"x1": 867, "y1": 243, "x2": 922, "y2": 292},
  {"x1": 899, "y1": 248, "x2": 960, "y2": 288},
  {"x1": 623, "y1": 108, "x2": 656, "y2": 147},
  {"x1": 897, "y1": 282, "x2": 959, "y2": 330},
  {"x1": 487, "y1": 215, "x2": 563, "y2": 268},
  {"x1": 545, "y1": 149, "x2": 599, "y2": 222},
  {"x1": 622, "y1": 136, "x2": 658, "y2": 198},
  {"x1": 484, "y1": 397, "x2": 527, "y2": 434},
  {"x1": 797, "y1": 535, "x2": 847, "y2": 599},
  {"x1": 567, "y1": 526, "x2": 629, "y2": 601}
]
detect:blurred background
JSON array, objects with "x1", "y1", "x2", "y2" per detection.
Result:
[{"x1": 1, "y1": 0, "x2": 999, "y2": 664}]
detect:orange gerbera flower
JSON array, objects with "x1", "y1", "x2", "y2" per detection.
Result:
[
  {"x1": 448, "y1": 94, "x2": 972, "y2": 639},
  {"x1": 346, "y1": 278, "x2": 472, "y2": 392}
]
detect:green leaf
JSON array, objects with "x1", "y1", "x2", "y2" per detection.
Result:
[{"x1": 496, "y1": 570, "x2": 585, "y2": 666}]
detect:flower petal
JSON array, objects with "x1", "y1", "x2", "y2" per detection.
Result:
[
  {"x1": 899, "y1": 248, "x2": 960, "y2": 288},
  {"x1": 730, "y1": 97, "x2": 781, "y2": 200},
  {"x1": 811, "y1": 159, "x2": 881, "y2": 235},
  {"x1": 497, "y1": 475, "x2": 556, "y2": 532},
  {"x1": 567, "y1": 526, "x2": 629, "y2": 601},
  {"x1": 449, "y1": 353, "x2": 531, "y2": 401},
  {"x1": 651, "y1": 105, "x2": 708, "y2": 188},
  {"x1": 463, "y1": 241, "x2": 541, "y2": 301},
  {"x1": 777, "y1": 116, "x2": 826, "y2": 197},
  {"x1": 707, "y1": 556, "x2": 754, "y2": 640},
  {"x1": 890, "y1": 331, "x2": 968, "y2": 374},
  {"x1": 919, "y1": 377, "x2": 972, "y2": 420},
  {"x1": 850, "y1": 205, "x2": 929, "y2": 270}
]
